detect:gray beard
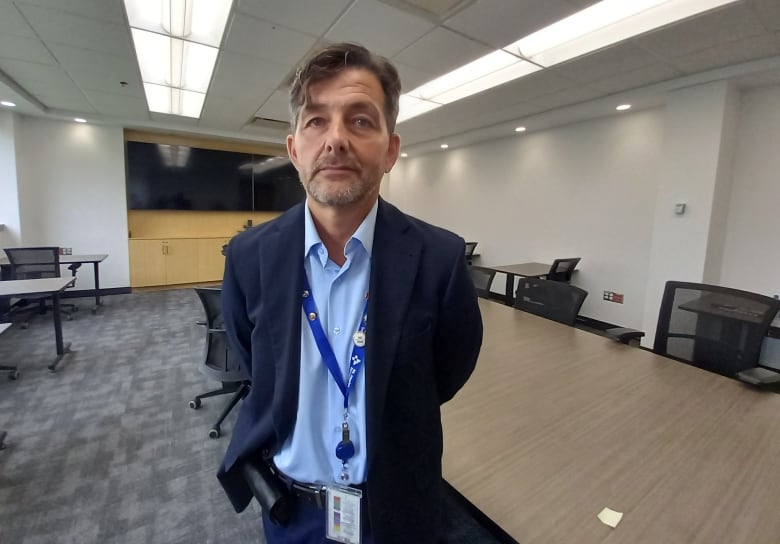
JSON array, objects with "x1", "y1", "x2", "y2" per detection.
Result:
[{"x1": 301, "y1": 170, "x2": 382, "y2": 207}]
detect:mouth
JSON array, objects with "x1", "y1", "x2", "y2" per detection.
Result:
[{"x1": 315, "y1": 164, "x2": 358, "y2": 175}]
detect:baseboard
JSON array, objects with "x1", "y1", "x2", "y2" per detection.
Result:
[{"x1": 61, "y1": 287, "x2": 131, "y2": 299}]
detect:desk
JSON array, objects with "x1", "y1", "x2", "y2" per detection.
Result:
[
  {"x1": 0, "y1": 253, "x2": 108, "y2": 313},
  {"x1": 441, "y1": 299, "x2": 780, "y2": 543},
  {"x1": 0, "y1": 276, "x2": 75, "y2": 371},
  {"x1": 480, "y1": 262, "x2": 551, "y2": 305}
]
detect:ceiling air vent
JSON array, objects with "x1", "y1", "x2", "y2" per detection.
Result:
[{"x1": 248, "y1": 117, "x2": 289, "y2": 130}]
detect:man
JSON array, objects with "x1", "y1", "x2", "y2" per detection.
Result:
[{"x1": 218, "y1": 42, "x2": 483, "y2": 543}]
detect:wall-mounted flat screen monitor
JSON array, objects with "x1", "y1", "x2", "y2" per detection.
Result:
[{"x1": 125, "y1": 141, "x2": 304, "y2": 212}]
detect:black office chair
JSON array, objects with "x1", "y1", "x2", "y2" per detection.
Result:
[
  {"x1": 189, "y1": 287, "x2": 250, "y2": 439},
  {"x1": 513, "y1": 278, "x2": 587, "y2": 326},
  {"x1": 0, "y1": 322, "x2": 19, "y2": 380},
  {"x1": 469, "y1": 265, "x2": 496, "y2": 299},
  {"x1": 2, "y1": 247, "x2": 76, "y2": 327},
  {"x1": 464, "y1": 242, "x2": 478, "y2": 265},
  {"x1": 611, "y1": 281, "x2": 780, "y2": 381},
  {"x1": 546, "y1": 257, "x2": 581, "y2": 282}
]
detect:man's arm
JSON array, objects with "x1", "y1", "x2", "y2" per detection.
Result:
[
  {"x1": 434, "y1": 242, "x2": 483, "y2": 403},
  {"x1": 221, "y1": 238, "x2": 254, "y2": 381}
]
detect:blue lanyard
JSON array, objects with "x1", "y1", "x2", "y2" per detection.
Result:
[{"x1": 301, "y1": 274, "x2": 368, "y2": 410}]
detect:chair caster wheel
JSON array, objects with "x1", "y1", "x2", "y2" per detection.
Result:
[
  {"x1": 189, "y1": 399, "x2": 201, "y2": 409},
  {"x1": 208, "y1": 428, "x2": 220, "y2": 439}
]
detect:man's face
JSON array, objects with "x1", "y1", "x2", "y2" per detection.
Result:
[{"x1": 287, "y1": 68, "x2": 400, "y2": 208}]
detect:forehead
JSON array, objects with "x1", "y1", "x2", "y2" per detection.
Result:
[{"x1": 304, "y1": 68, "x2": 385, "y2": 109}]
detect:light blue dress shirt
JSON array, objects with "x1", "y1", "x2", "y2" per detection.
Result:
[{"x1": 273, "y1": 199, "x2": 377, "y2": 485}]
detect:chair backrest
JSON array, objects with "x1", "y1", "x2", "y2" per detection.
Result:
[
  {"x1": 513, "y1": 278, "x2": 587, "y2": 326},
  {"x1": 469, "y1": 266, "x2": 496, "y2": 299},
  {"x1": 547, "y1": 257, "x2": 580, "y2": 282},
  {"x1": 653, "y1": 281, "x2": 780, "y2": 376},
  {"x1": 4, "y1": 247, "x2": 61, "y2": 280},
  {"x1": 194, "y1": 287, "x2": 245, "y2": 382},
  {"x1": 465, "y1": 242, "x2": 478, "y2": 257}
]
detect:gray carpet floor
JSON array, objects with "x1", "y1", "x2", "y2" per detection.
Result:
[{"x1": 0, "y1": 289, "x2": 505, "y2": 544}]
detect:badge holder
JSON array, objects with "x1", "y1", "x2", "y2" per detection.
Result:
[{"x1": 326, "y1": 484, "x2": 363, "y2": 544}]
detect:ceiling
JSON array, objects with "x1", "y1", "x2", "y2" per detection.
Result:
[{"x1": 1, "y1": 0, "x2": 780, "y2": 155}]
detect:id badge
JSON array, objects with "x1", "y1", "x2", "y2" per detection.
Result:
[{"x1": 326, "y1": 484, "x2": 362, "y2": 544}]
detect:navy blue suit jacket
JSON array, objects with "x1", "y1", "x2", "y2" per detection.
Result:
[{"x1": 218, "y1": 198, "x2": 483, "y2": 543}]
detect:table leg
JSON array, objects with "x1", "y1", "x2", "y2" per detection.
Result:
[
  {"x1": 505, "y1": 273, "x2": 516, "y2": 306},
  {"x1": 48, "y1": 292, "x2": 71, "y2": 371},
  {"x1": 92, "y1": 262, "x2": 103, "y2": 313}
]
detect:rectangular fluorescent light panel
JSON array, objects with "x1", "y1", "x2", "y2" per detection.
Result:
[
  {"x1": 125, "y1": 0, "x2": 230, "y2": 117},
  {"x1": 398, "y1": 0, "x2": 740, "y2": 123}
]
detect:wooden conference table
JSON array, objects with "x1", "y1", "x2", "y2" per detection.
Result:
[
  {"x1": 441, "y1": 299, "x2": 780, "y2": 544},
  {"x1": 0, "y1": 276, "x2": 75, "y2": 371},
  {"x1": 0, "y1": 253, "x2": 108, "y2": 313},
  {"x1": 479, "y1": 262, "x2": 552, "y2": 305}
]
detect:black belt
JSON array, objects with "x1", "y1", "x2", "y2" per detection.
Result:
[{"x1": 271, "y1": 464, "x2": 366, "y2": 510}]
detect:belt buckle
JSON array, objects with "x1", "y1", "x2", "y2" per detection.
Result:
[{"x1": 293, "y1": 482, "x2": 327, "y2": 509}]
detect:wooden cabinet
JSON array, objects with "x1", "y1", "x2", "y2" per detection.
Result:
[
  {"x1": 129, "y1": 238, "x2": 209, "y2": 287},
  {"x1": 197, "y1": 238, "x2": 230, "y2": 282},
  {"x1": 128, "y1": 239, "x2": 166, "y2": 287}
]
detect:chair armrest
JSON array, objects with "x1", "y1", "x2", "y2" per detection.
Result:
[
  {"x1": 736, "y1": 367, "x2": 780, "y2": 386},
  {"x1": 605, "y1": 327, "x2": 645, "y2": 345}
]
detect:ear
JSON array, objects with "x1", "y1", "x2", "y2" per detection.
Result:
[
  {"x1": 383, "y1": 132, "x2": 401, "y2": 173},
  {"x1": 286, "y1": 134, "x2": 298, "y2": 167}
]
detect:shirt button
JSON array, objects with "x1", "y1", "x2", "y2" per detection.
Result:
[{"x1": 333, "y1": 327, "x2": 341, "y2": 334}]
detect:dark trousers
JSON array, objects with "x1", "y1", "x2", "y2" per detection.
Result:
[{"x1": 262, "y1": 498, "x2": 374, "y2": 544}]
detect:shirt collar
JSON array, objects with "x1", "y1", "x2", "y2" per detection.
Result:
[{"x1": 304, "y1": 199, "x2": 378, "y2": 261}]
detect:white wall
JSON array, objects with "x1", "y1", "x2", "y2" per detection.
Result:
[
  {"x1": 390, "y1": 108, "x2": 664, "y2": 329},
  {"x1": 720, "y1": 86, "x2": 780, "y2": 297},
  {"x1": 14, "y1": 117, "x2": 129, "y2": 290},
  {"x1": 0, "y1": 110, "x2": 21, "y2": 248}
]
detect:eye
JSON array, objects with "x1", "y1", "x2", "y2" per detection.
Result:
[
  {"x1": 304, "y1": 117, "x2": 324, "y2": 128},
  {"x1": 353, "y1": 117, "x2": 374, "y2": 128}
]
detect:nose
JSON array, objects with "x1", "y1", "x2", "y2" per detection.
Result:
[{"x1": 324, "y1": 120, "x2": 348, "y2": 154}]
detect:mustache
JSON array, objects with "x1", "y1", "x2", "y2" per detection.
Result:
[{"x1": 313, "y1": 158, "x2": 361, "y2": 174}]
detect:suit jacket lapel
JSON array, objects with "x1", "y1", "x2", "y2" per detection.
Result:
[
  {"x1": 366, "y1": 199, "x2": 422, "y2": 466},
  {"x1": 259, "y1": 204, "x2": 305, "y2": 443}
]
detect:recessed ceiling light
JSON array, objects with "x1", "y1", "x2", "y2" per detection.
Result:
[
  {"x1": 1, "y1": 100, "x2": 16, "y2": 107},
  {"x1": 515, "y1": 126, "x2": 526, "y2": 132},
  {"x1": 440, "y1": 144, "x2": 449, "y2": 149},
  {"x1": 74, "y1": 118, "x2": 87, "y2": 123},
  {"x1": 616, "y1": 104, "x2": 631, "y2": 111},
  {"x1": 400, "y1": 152, "x2": 408, "y2": 158}
]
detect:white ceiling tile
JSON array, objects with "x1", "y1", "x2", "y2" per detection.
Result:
[
  {"x1": 70, "y1": 69, "x2": 144, "y2": 96},
  {"x1": 528, "y1": 85, "x2": 606, "y2": 112},
  {"x1": 748, "y1": 0, "x2": 780, "y2": 32},
  {"x1": 0, "y1": 58, "x2": 73, "y2": 86},
  {"x1": 591, "y1": 63, "x2": 683, "y2": 95},
  {"x1": 444, "y1": 0, "x2": 579, "y2": 49},
  {"x1": 18, "y1": 4, "x2": 132, "y2": 57},
  {"x1": 551, "y1": 42, "x2": 674, "y2": 84},
  {"x1": 393, "y1": 27, "x2": 492, "y2": 77},
  {"x1": 210, "y1": 51, "x2": 290, "y2": 100},
  {"x1": 200, "y1": 98, "x2": 263, "y2": 132},
  {"x1": 47, "y1": 43, "x2": 135, "y2": 74},
  {"x1": 21, "y1": 80, "x2": 96, "y2": 111},
  {"x1": 17, "y1": 0, "x2": 126, "y2": 23},
  {"x1": 635, "y1": 3, "x2": 766, "y2": 59},
  {"x1": 393, "y1": 61, "x2": 432, "y2": 92},
  {"x1": 254, "y1": 90, "x2": 290, "y2": 123},
  {"x1": 149, "y1": 112, "x2": 200, "y2": 126},
  {"x1": 236, "y1": 0, "x2": 352, "y2": 37},
  {"x1": 668, "y1": 34, "x2": 780, "y2": 75},
  {"x1": 0, "y1": 34, "x2": 58, "y2": 65},
  {"x1": 326, "y1": 0, "x2": 434, "y2": 58},
  {"x1": 0, "y1": 2, "x2": 37, "y2": 38},
  {"x1": 224, "y1": 13, "x2": 317, "y2": 66},
  {"x1": 83, "y1": 90, "x2": 149, "y2": 117}
]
